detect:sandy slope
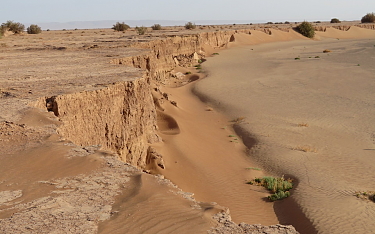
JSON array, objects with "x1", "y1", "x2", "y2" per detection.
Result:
[{"x1": 193, "y1": 28, "x2": 375, "y2": 233}]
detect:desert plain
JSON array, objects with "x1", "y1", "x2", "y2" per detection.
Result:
[{"x1": 0, "y1": 22, "x2": 375, "y2": 234}]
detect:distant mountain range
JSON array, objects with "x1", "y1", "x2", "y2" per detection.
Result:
[{"x1": 35, "y1": 20, "x2": 264, "y2": 30}]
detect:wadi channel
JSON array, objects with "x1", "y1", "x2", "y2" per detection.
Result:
[{"x1": 1, "y1": 22, "x2": 374, "y2": 234}]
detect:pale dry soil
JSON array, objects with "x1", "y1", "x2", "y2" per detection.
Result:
[{"x1": 195, "y1": 34, "x2": 375, "y2": 234}]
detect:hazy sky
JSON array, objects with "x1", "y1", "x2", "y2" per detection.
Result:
[{"x1": 1, "y1": 0, "x2": 374, "y2": 24}]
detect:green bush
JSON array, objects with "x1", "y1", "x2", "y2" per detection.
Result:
[
  {"x1": 361, "y1": 13, "x2": 375, "y2": 23},
  {"x1": 330, "y1": 18, "x2": 341, "y2": 23},
  {"x1": 1, "y1": 20, "x2": 25, "y2": 34},
  {"x1": 135, "y1": 26, "x2": 147, "y2": 35},
  {"x1": 269, "y1": 191, "x2": 290, "y2": 201},
  {"x1": 27, "y1": 24, "x2": 42, "y2": 34},
  {"x1": 185, "y1": 22, "x2": 196, "y2": 30},
  {"x1": 112, "y1": 22, "x2": 130, "y2": 31},
  {"x1": 296, "y1": 21, "x2": 315, "y2": 38},
  {"x1": 248, "y1": 176, "x2": 293, "y2": 201},
  {"x1": 151, "y1": 24, "x2": 162, "y2": 30}
]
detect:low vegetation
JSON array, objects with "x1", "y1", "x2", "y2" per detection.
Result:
[
  {"x1": 330, "y1": 18, "x2": 341, "y2": 23},
  {"x1": 231, "y1": 116, "x2": 246, "y2": 124},
  {"x1": 292, "y1": 145, "x2": 317, "y2": 153},
  {"x1": 296, "y1": 21, "x2": 315, "y2": 38},
  {"x1": 1, "y1": 20, "x2": 25, "y2": 34},
  {"x1": 135, "y1": 26, "x2": 147, "y2": 35},
  {"x1": 185, "y1": 22, "x2": 196, "y2": 30},
  {"x1": 112, "y1": 22, "x2": 130, "y2": 31},
  {"x1": 361, "y1": 13, "x2": 375, "y2": 23},
  {"x1": 247, "y1": 176, "x2": 293, "y2": 201},
  {"x1": 355, "y1": 191, "x2": 375, "y2": 202},
  {"x1": 323, "y1": 49, "x2": 331, "y2": 53},
  {"x1": 151, "y1": 24, "x2": 162, "y2": 30},
  {"x1": 245, "y1": 167, "x2": 261, "y2": 171},
  {"x1": 27, "y1": 24, "x2": 42, "y2": 34}
]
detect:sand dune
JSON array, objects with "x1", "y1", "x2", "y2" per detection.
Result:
[{"x1": 193, "y1": 30, "x2": 375, "y2": 233}]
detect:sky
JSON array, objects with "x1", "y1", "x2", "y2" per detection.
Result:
[{"x1": 1, "y1": 0, "x2": 374, "y2": 26}]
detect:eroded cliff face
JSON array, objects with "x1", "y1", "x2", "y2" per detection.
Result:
[
  {"x1": 314, "y1": 24, "x2": 375, "y2": 31},
  {"x1": 37, "y1": 78, "x2": 160, "y2": 168},
  {"x1": 110, "y1": 30, "x2": 251, "y2": 83}
]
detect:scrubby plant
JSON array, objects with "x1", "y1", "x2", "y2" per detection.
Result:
[
  {"x1": 296, "y1": 21, "x2": 315, "y2": 38},
  {"x1": 135, "y1": 26, "x2": 147, "y2": 35},
  {"x1": 330, "y1": 18, "x2": 341, "y2": 23},
  {"x1": 185, "y1": 22, "x2": 196, "y2": 30},
  {"x1": 27, "y1": 24, "x2": 42, "y2": 34},
  {"x1": 1, "y1": 20, "x2": 25, "y2": 34},
  {"x1": 112, "y1": 22, "x2": 130, "y2": 31},
  {"x1": 247, "y1": 176, "x2": 293, "y2": 201},
  {"x1": 151, "y1": 24, "x2": 162, "y2": 30},
  {"x1": 8, "y1": 21, "x2": 24, "y2": 34},
  {"x1": 361, "y1": 13, "x2": 375, "y2": 23},
  {"x1": 269, "y1": 191, "x2": 290, "y2": 201}
]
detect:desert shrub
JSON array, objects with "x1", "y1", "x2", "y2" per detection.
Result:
[
  {"x1": 296, "y1": 21, "x2": 315, "y2": 38},
  {"x1": 248, "y1": 176, "x2": 293, "y2": 201},
  {"x1": 330, "y1": 18, "x2": 341, "y2": 23},
  {"x1": 135, "y1": 26, "x2": 147, "y2": 35},
  {"x1": 1, "y1": 20, "x2": 25, "y2": 34},
  {"x1": 8, "y1": 21, "x2": 25, "y2": 34},
  {"x1": 185, "y1": 22, "x2": 196, "y2": 30},
  {"x1": 284, "y1": 21, "x2": 290, "y2": 24},
  {"x1": 269, "y1": 191, "x2": 290, "y2": 201},
  {"x1": 112, "y1": 22, "x2": 130, "y2": 31},
  {"x1": 361, "y1": 13, "x2": 375, "y2": 23},
  {"x1": 260, "y1": 176, "x2": 293, "y2": 193},
  {"x1": 27, "y1": 24, "x2": 42, "y2": 34},
  {"x1": 151, "y1": 24, "x2": 162, "y2": 30},
  {"x1": 266, "y1": 22, "x2": 274, "y2": 24}
]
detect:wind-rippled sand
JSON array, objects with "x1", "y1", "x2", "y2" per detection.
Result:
[{"x1": 194, "y1": 31, "x2": 375, "y2": 234}]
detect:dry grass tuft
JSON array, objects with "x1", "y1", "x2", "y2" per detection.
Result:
[
  {"x1": 323, "y1": 49, "x2": 331, "y2": 53},
  {"x1": 355, "y1": 191, "x2": 375, "y2": 202},
  {"x1": 298, "y1": 123, "x2": 309, "y2": 127},
  {"x1": 292, "y1": 145, "x2": 317, "y2": 153},
  {"x1": 231, "y1": 116, "x2": 246, "y2": 124}
]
